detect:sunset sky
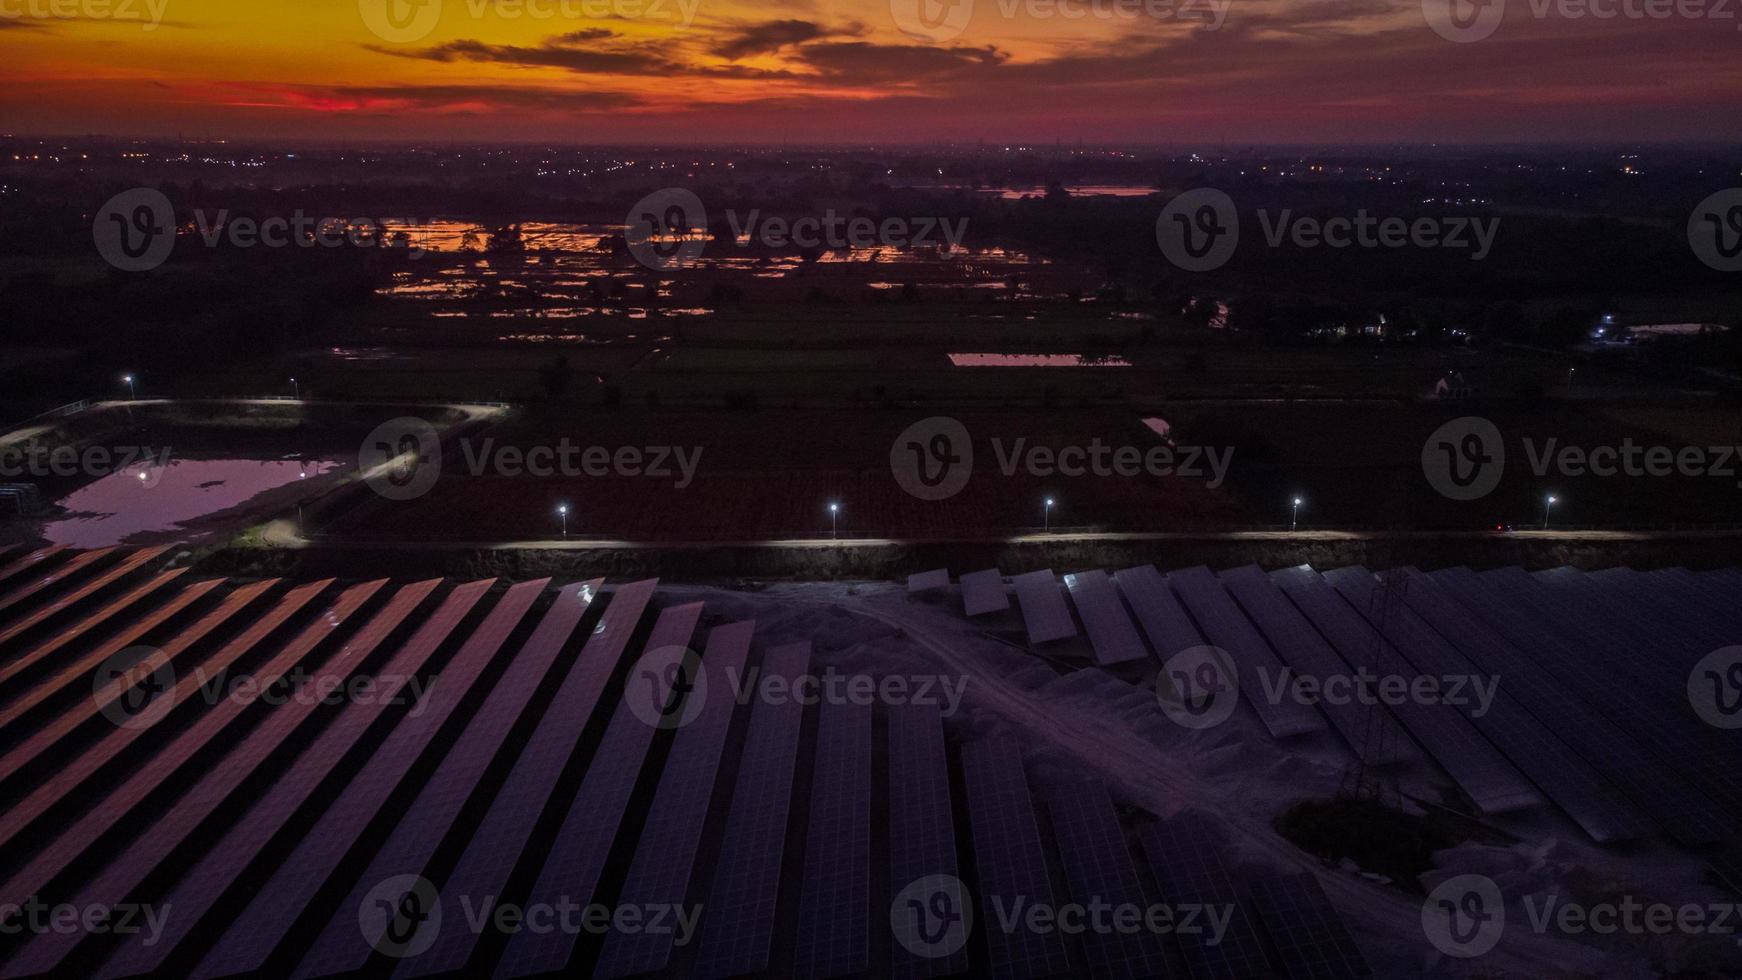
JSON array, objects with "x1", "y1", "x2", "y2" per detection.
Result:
[{"x1": 2, "y1": 0, "x2": 1739, "y2": 143}]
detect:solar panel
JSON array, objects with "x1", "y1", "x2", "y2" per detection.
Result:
[
  {"x1": 1268, "y1": 568, "x2": 1543, "y2": 819},
  {"x1": 1, "y1": 579, "x2": 384, "y2": 978},
  {"x1": 289, "y1": 580, "x2": 609, "y2": 980},
  {"x1": 794, "y1": 696, "x2": 874, "y2": 979},
  {"x1": 0, "y1": 576, "x2": 262, "y2": 821},
  {"x1": 884, "y1": 701, "x2": 969, "y2": 980},
  {"x1": 1324, "y1": 567, "x2": 1676, "y2": 845},
  {"x1": 0, "y1": 545, "x2": 68, "y2": 592},
  {"x1": 186, "y1": 578, "x2": 519, "y2": 980},
  {"x1": 1539, "y1": 567, "x2": 1730, "y2": 660},
  {"x1": 0, "y1": 545, "x2": 168, "y2": 647},
  {"x1": 389, "y1": 579, "x2": 658, "y2": 980},
  {"x1": 908, "y1": 569, "x2": 950, "y2": 593},
  {"x1": 1710, "y1": 845, "x2": 1742, "y2": 900},
  {"x1": 494, "y1": 600, "x2": 706, "y2": 978},
  {"x1": 91, "y1": 579, "x2": 452, "y2": 980},
  {"x1": 0, "y1": 567, "x2": 189, "y2": 691},
  {"x1": 1244, "y1": 873, "x2": 1370, "y2": 979},
  {"x1": 690, "y1": 641, "x2": 812, "y2": 980},
  {"x1": 1064, "y1": 570, "x2": 1149, "y2": 665},
  {"x1": 1219, "y1": 566, "x2": 1406, "y2": 763},
  {"x1": 1427, "y1": 568, "x2": 1742, "y2": 833},
  {"x1": 1113, "y1": 565, "x2": 1206, "y2": 658},
  {"x1": 592, "y1": 619, "x2": 756, "y2": 980},
  {"x1": 1138, "y1": 813, "x2": 1274, "y2": 980},
  {"x1": 0, "y1": 547, "x2": 118, "y2": 617},
  {"x1": 960, "y1": 569, "x2": 1009, "y2": 617},
  {"x1": 1013, "y1": 569, "x2": 1078, "y2": 645},
  {"x1": 1037, "y1": 778, "x2": 1162, "y2": 979},
  {"x1": 959, "y1": 738, "x2": 1071, "y2": 980},
  {"x1": 1168, "y1": 567, "x2": 1323, "y2": 739}
]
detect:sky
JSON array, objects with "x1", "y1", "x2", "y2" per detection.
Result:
[{"x1": 1, "y1": 0, "x2": 1739, "y2": 143}]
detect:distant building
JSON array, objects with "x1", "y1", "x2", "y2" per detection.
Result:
[{"x1": 1623, "y1": 322, "x2": 1728, "y2": 341}]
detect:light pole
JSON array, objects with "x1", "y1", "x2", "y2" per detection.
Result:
[
  {"x1": 291, "y1": 377, "x2": 300, "y2": 400},
  {"x1": 1542, "y1": 495, "x2": 1557, "y2": 530},
  {"x1": 829, "y1": 502, "x2": 839, "y2": 539},
  {"x1": 1292, "y1": 497, "x2": 1303, "y2": 532},
  {"x1": 557, "y1": 503, "x2": 569, "y2": 538},
  {"x1": 122, "y1": 374, "x2": 135, "y2": 400},
  {"x1": 1044, "y1": 497, "x2": 1055, "y2": 533}
]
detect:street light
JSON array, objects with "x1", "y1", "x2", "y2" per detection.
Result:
[
  {"x1": 557, "y1": 503, "x2": 569, "y2": 538},
  {"x1": 1543, "y1": 495, "x2": 1558, "y2": 530},
  {"x1": 1292, "y1": 497, "x2": 1303, "y2": 532},
  {"x1": 291, "y1": 377, "x2": 300, "y2": 400},
  {"x1": 829, "y1": 502, "x2": 840, "y2": 539},
  {"x1": 1044, "y1": 497, "x2": 1055, "y2": 533},
  {"x1": 122, "y1": 374, "x2": 135, "y2": 400}
]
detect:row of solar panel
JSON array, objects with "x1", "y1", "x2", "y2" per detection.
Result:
[{"x1": 921, "y1": 556, "x2": 1742, "y2": 851}]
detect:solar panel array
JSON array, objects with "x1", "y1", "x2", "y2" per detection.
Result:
[
  {"x1": 908, "y1": 568, "x2": 950, "y2": 593},
  {"x1": 1063, "y1": 569, "x2": 1148, "y2": 665},
  {"x1": 1169, "y1": 566, "x2": 1324, "y2": 738},
  {"x1": 1219, "y1": 565, "x2": 1404, "y2": 762},
  {"x1": 0, "y1": 551, "x2": 1733, "y2": 980},
  {"x1": 960, "y1": 568, "x2": 1010, "y2": 616},
  {"x1": 1270, "y1": 567, "x2": 1545, "y2": 819},
  {"x1": 1348, "y1": 567, "x2": 1728, "y2": 846},
  {"x1": 494, "y1": 600, "x2": 706, "y2": 978},
  {"x1": 959, "y1": 738, "x2": 1073, "y2": 979},
  {"x1": 1036, "y1": 777, "x2": 1161, "y2": 978},
  {"x1": 1013, "y1": 569, "x2": 1078, "y2": 644},
  {"x1": 1138, "y1": 812, "x2": 1275, "y2": 979},
  {"x1": 692, "y1": 641, "x2": 812, "y2": 980},
  {"x1": 1245, "y1": 873, "x2": 1371, "y2": 979},
  {"x1": 884, "y1": 701, "x2": 969, "y2": 980},
  {"x1": 794, "y1": 696, "x2": 875, "y2": 979},
  {"x1": 593, "y1": 618, "x2": 755, "y2": 980}
]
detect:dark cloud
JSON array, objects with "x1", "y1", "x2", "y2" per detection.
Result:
[
  {"x1": 552, "y1": 28, "x2": 618, "y2": 44},
  {"x1": 711, "y1": 19, "x2": 848, "y2": 59}
]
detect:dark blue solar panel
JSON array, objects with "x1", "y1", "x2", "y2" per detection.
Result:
[
  {"x1": 1220, "y1": 565, "x2": 1404, "y2": 762},
  {"x1": 794, "y1": 696, "x2": 874, "y2": 979},
  {"x1": 1269, "y1": 568, "x2": 1542, "y2": 819},
  {"x1": 390, "y1": 579, "x2": 658, "y2": 980},
  {"x1": 493, "y1": 600, "x2": 705, "y2": 978},
  {"x1": 89, "y1": 579, "x2": 450, "y2": 980},
  {"x1": 959, "y1": 738, "x2": 1071, "y2": 980},
  {"x1": 1138, "y1": 813, "x2": 1274, "y2": 980},
  {"x1": 1168, "y1": 567, "x2": 1323, "y2": 738},
  {"x1": 885, "y1": 701, "x2": 969, "y2": 980},
  {"x1": 1113, "y1": 565, "x2": 1206, "y2": 659},
  {"x1": 1036, "y1": 778, "x2": 1161, "y2": 979},
  {"x1": 1064, "y1": 569, "x2": 1149, "y2": 665},
  {"x1": 1245, "y1": 873, "x2": 1370, "y2": 979},
  {"x1": 186, "y1": 578, "x2": 522, "y2": 980},
  {"x1": 690, "y1": 642, "x2": 812, "y2": 980},
  {"x1": 592, "y1": 619, "x2": 755, "y2": 980},
  {"x1": 1350, "y1": 567, "x2": 1730, "y2": 846},
  {"x1": 288, "y1": 580, "x2": 602, "y2": 980}
]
